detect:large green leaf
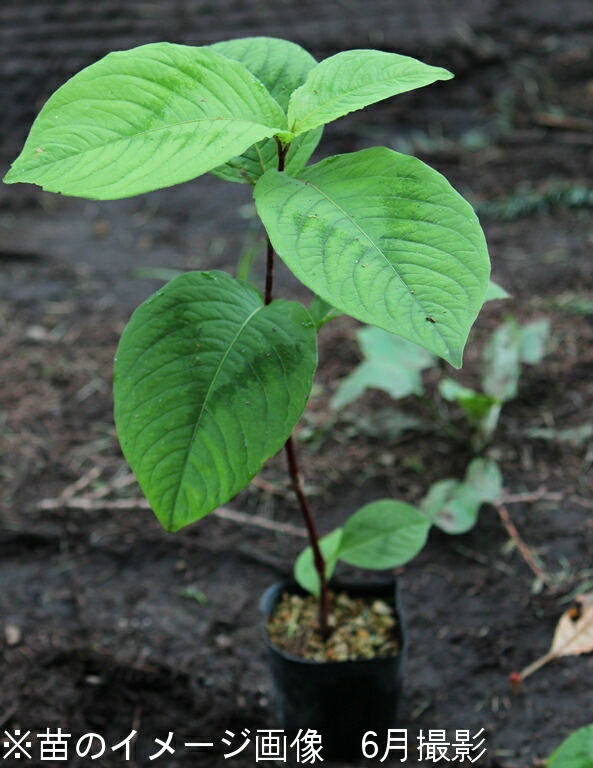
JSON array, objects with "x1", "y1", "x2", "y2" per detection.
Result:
[
  {"x1": 548, "y1": 724, "x2": 593, "y2": 768},
  {"x1": 331, "y1": 326, "x2": 435, "y2": 409},
  {"x1": 209, "y1": 37, "x2": 323, "y2": 184},
  {"x1": 255, "y1": 148, "x2": 490, "y2": 367},
  {"x1": 113, "y1": 271, "x2": 317, "y2": 531},
  {"x1": 338, "y1": 500, "x2": 431, "y2": 569},
  {"x1": 287, "y1": 50, "x2": 452, "y2": 136},
  {"x1": 4, "y1": 43, "x2": 287, "y2": 199}
]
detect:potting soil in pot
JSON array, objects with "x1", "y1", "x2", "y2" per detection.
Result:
[{"x1": 266, "y1": 589, "x2": 400, "y2": 661}]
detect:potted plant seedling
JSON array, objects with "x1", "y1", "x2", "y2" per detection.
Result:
[{"x1": 4, "y1": 37, "x2": 490, "y2": 759}]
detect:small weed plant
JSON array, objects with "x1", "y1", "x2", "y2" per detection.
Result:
[
  {"x1": 5, "y1": 38, "x2": 491, "y2": 636},
  {"x1": 334, "y1": 313, "x2": 549, "y2": 452}
]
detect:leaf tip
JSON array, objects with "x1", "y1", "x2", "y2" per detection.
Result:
[
  {"x1": 2, "y1": 167, "x2": 18, "y2": 184},
  {"x1": 447, "y1": 349, "x2": 464, "y2": 370}
]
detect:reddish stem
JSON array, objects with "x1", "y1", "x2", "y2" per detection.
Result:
[
  {"x1": 263, "y1": 141, "x2": 287, "y2": 306},
  {"x1": 264, "y1": 138, "x2": 330, "y2": 637},
  {"x1": 285, "y1": 436, "x2": 330, "y2": 638},
  {"x1": 264, "y1": 235, "x2": 275, "y2": 306}
]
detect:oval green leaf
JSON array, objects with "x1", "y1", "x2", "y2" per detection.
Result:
[
  {"x1": 209, "y1": 37, "x2": 323, "y2": 184},
  {"x1": 338, "y1": 500, "x2": 431, "y2": 569},
  {"x1": 4, "y1": 43, "x2": 287, "y2": 199},
  {"x1": 288, "y1": 50, "x2": 453, "y2": 136},
  {"x1": 254, "y1": 147, "x2": 490, "y2": 367},
  {"x1": 114, "y1": 271, "x2": 317, "y2": 531}
]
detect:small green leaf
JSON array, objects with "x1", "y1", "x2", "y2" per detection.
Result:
[
  {"x1": 520, "y1": 318, "x2": 550, "y2": 364},
  {"x1": 423, "y1": 481, "x2": 482, "y2": 534},
  {"x1": 288, "y1": 50, "x2": 452, "y2": 136},
  {"x1": 421, "y1": 479, "x2": 466, "y2": 529},
  {"x1": 209, "y1": 37, "x2": 322, "y2": 184},
  {"x1": 4, "y1": 43, "x2": 287, "y2": 199},
  {"x1": 332, "y1": 327, "x2": 435, "y2": 409},
  {"x1": 114, "y1": 271, "x2": 317, "y2": 531},
  {"x1": 294, "y1": 528, "x2": 343, "y2": 597},
  {"x1": 421, "y1": 458, "x2": 502, "y2": 534},
  {"x1": 439, "y1": 378, "x2": 499, "y2": 421},
  {"x1": 439, "y1": 378, "x2": 478, "y2": 403},
  {"x1": 337, "y1": 500, "x2": 431, "y2": 569},
  {"x1": 255, "y1": 148, "x2": 490, "y2": 367},
  {"x1": 465, "y1": 458, "x2": 503, "y2": 502},
  {"x1": 481, "y1": 319, "x2": 523, "y2": 402},
  {"x1": 547, "y1": 724, "x2": 593, "y2": 768},
  {"x1": 485, "y1": 280, "x2": 511, "y2": 301},
  {"x1": 308, "y1": 296, "x2": 343, "y2": 330}
]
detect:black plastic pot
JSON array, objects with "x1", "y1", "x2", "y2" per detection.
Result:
[{"x1": 261, "y1": 578, "x2": 407, "y2": 762}]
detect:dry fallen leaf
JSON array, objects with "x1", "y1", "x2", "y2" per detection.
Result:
[{"x1": 514, "y1": 592, "x2": 593, "y2": 683}]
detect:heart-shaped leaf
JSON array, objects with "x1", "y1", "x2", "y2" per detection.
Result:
[
  {"x1": 114, "y1": 271, "x2": 317, "y2": 531},
  {"x1": 255, "y1": 148, "x2": 490, "y2": 367},
  {"x1": 209, "y1": 37, "x2": 323, "y2": 184},
  {"x1": 288, "y1": 49, "x2": 452, "y2": 136},
  {"x1": 4, "y1": 43, "x2": 287, "y2": 199}
]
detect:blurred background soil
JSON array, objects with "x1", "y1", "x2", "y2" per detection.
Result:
[{"x1": 1, "y1": 1, "x2": 593, "y2": 766}]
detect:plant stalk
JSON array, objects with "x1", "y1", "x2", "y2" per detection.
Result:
[
  {"x1": 263, "y1": 138, "x2": 330, "y2": 638},
  {"x1": 263, "y1": 141, "x2": 287, "y2": 306},
  {"x1": 285, "y1": 436, "x2": 330, "y2": 638}
]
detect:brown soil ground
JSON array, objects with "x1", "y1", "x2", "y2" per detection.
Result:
[{"x1": 1, "y1": 2, "x2": 593, "y2": 766}]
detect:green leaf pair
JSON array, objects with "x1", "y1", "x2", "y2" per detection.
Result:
[
  {"x1": 295, "y1": 457, "x2": 501, "y2": 594},
  {"x1": 295, "y1": 500, "x2": 431, "y2": 596}
]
